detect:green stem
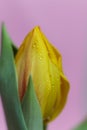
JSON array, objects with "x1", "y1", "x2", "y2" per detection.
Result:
[{"x1": 43, "y1": 123, "x2": 47, "y2": 130}]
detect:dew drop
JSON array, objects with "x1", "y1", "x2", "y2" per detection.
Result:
[
  {"x1": 51, "y1": 83, "x2": 55, "y2": 88},
  {"x1": 39, "y1": 57, "x2": 43, "y2": 60},
  {"x1": 32, "y1": 43, "x2": 36, "y2": 48},
  {"x1": 39, "y1": 54, "x2": 43, "y2": 60},
  {"x1": 47, "y1": 86, "x2": 50, "y2": 92},
  {"x1": 57, "y1": 76, "x2": 59, "y2": 81},
  {"x1": 47, "y1": 79, "x2": 50, "y2": 83}
]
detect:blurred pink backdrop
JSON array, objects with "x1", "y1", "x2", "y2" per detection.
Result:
[{"x1": 0, "y1": 0, "x2": 87, "y2": 130}]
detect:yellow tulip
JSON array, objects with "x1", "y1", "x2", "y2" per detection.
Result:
[{"x1": 15, "y1": 26, "x2": 70, "y2": 122}]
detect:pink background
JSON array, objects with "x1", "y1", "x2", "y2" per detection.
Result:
[{"x1": 0, "y1": 0, "x2": 87, "y2": 130}]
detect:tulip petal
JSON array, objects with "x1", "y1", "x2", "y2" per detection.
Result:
[
  {"x1": 39, "y1": 29, "x2": 70, "y2": 121},
  {"x1": 38, "y1": 28, "x2": 69, "y2": 121},
  {"x1": 49, "y1": 72, "x2": 70, "y2": 121},
  {"x1": 15, "y1": 31, "x2": 33, "y2": 99},
  {"x1": 43, "y1": 59, "x2": 61, "y2": 122},
  {"x1": 30, "y1": 27, "x2": 52, "y2": 116},
  {"x1": 40, "y1": 29, "x2": 63, "y2": 71}
]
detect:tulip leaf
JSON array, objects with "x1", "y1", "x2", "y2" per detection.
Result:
[
  {"x1": 21, "y1": 76, "x2": 43, "y2": 130},
  {"x1": 0, "y1": 24, "x2": 27, "y2": 130},
  {"x1": 72, "y1": 119, "x2": 87, "y2": 130}
]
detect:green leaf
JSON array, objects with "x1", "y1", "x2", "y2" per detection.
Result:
[
  {"x1": 0, "y1": 23, "x2": 18, "y2": 57},
  {"x1": 73, "y1": 119, "x2": 87, "y2": 130},
  {"x1": 21, "y1": 76, "x2": 43, "y2": 130},
  {"x1": 0, "y1": 24, "x2": 27, "y2": 130}
]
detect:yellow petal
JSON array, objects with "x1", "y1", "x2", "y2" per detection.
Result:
[
  {"x1": 40, "y1": 29, "x2": 63, "y2": 71},
  {"x1": 15, "y1": 30, "x2": 33, "y2": 99},
  {"x1": 43, "y1": 59, "x2": 61, "y2": 121},
  {"x1": 48, "y1": 72, "x2": 70, "y2": 122},
  {"x1": 30, "y1": 27, "x2": 52, "y2": 116}
]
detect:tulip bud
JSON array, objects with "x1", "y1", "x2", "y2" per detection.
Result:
[{"x1": 15, "y1": 26, "x2": 70, "y2": 122}]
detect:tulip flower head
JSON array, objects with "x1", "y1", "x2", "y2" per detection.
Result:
[{"x1": 15, "y1": 26, "x2": 70, "y2": 122}]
